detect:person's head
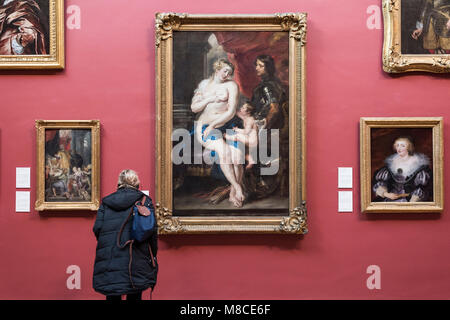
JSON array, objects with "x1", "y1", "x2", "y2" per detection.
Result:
[
  {"x1": 117, "y1": 169, "x2": 140, "y2": 190},
  {"x1": 254, "y1": 54, "x2": 276, "y2": 78},
  {"x1": 393, "y1": 136, "x2": 414, "y2": 157},
  {"x1": 238, "y1": 102, "x2": 255, "y2": 117},
  {"x1": 213, "y1": 58, "x2": 234, "y2": 81}
]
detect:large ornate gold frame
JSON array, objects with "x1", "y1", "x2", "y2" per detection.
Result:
[
  {"x1": 155, "y1": 13, "x2": 307, "y2": 234},
  {"x1": 35, "y1": 120, "x2": 100, "y2": 211},
  {"x1": 0, "y1": 0, "x2": 65, "y2": 69},
  {"x1": 382, "y1": 0, "x2": 450, "y2": 73},
  {"x1": 360, "y1": 117, "x2": 444, "y2": 213}
]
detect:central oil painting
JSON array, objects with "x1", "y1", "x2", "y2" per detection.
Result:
[
  {"x1": 156, "y1": 14, "x2": 307, "y2": 233},
  {"x1": 172, "y1": 31, "x2": 290, "y2": 216}
]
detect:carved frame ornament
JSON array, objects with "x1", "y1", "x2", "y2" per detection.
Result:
[{"x1": 155, "y1": 13, "x2": 307, "y2": 234}]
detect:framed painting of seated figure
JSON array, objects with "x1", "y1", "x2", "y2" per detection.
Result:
[
  {"x1": 35, "y1": 120, "x2": 100, "y2": 211},
  {"x1": 155, "y1": 13, "x2": 307, "y2": 234},
  {"x1": 0, "y1": 0, "x2": 64, "y2": 69},
  {"x1": 360, "y1": 117, "x2": 444, "y2": 213},
  {"x1": 383, "y1": 0, "x2": 450, "y2": 72}
]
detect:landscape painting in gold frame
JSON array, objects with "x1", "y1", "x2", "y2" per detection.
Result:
[
  {"x1": 155, "y1": 13, "x2": 307, "y2": 234},
  {"x1": 383, "y1": 0, "x2": 450, "y2": 73},
  {"x1": 0, "y1": 0, "x2": 64, "y2": 69},
  {"x1": 35, "y1": 120, "x2": 100, "y2": 211},
  {"x1": 360, "y1": 117, "x2": 443, "y2": 213}
]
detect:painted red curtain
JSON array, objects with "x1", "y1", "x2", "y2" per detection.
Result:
[
  {"x1": 45, "y1": 130, "x2": 57, "y2": 142},
  {"x1": 214, "y1": 31, "x2": 289, "y2": 99},
  {"x1": 45, "y1": 129, "x2": 71, "y2": 150}
]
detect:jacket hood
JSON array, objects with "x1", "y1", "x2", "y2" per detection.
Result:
[{"x1": 102, "y1": 187, "x2": 144, "y2": 211}]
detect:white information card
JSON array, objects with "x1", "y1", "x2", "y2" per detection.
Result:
[
  {"x1": 16, "y1": 167, "x2": 31, "y2": 188},
  {"x1": 338, "y1": 191, "x2": 353, "y2": 212},
  {"x1": 16, "y1": 191, "x2": 30, "y2": 212},
  {"x1": 338, "y1": 167, "x2": 353, "y2": 189}
]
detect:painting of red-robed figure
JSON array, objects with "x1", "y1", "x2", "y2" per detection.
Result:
[
  {"x1": 0, "y1": 0, "x2": 49, "y2": 55},
  {"x1": 172, "y1": 31, "x2": 290, "y2": 216}
]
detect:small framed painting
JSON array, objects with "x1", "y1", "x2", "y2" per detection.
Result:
[
  {"x1": 383, "y1": 0, "x2": 450, "y2": 73},
  {"x1": 35, "y1": 120, "x2": 100, "y2": 211},
  {"x1": 360, "y1": 117, "x2": 444, "y2": 213},
  {"x1": 0, "y1": 0, "x2": 64, "y2": 69}
]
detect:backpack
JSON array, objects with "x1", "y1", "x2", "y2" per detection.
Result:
[{"x1": 131, "y1": 197, "x2": 156, "y2": 242}]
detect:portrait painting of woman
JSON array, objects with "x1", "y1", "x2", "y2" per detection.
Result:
[
  {"x1": 372, "y1": 136, "x2": 433, "y2": 202},
  {"x1": 360, "y1": 117, "x2": 443, "y2": 213}
]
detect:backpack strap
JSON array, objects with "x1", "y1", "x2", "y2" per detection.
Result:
[
  {"x1": 116, "y1": 195, "x2": 148, "y2": 248},
  {"x1": 117, "y1": 204, "x2": 136, "y2": 288},
  {"x1": 116, "y1": 205, "x2": 134, "y2": 249}
]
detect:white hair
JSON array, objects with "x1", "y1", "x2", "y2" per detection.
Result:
[{"x1": 117, "y1": 169, "x2": 140, "y2": 189}]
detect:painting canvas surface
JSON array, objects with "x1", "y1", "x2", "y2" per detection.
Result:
[
  {"x1": 0, "y1": 0, "x2": 50, "y2": 55},
  {"x1": 401, "y1": 0, "x2": 450, "y2": 54},
  {"x1": 172, "y1": 31, "x2": 290, "y2": 216},
  {"x1": 44, "y1": 129, "x2": 92, "y2": 202},
  {"x1": 370, "y1": 127, "x2": 433, "y2": 202}
]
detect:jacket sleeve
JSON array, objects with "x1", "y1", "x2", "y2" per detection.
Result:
[
  {"x1": 93, "y1": 203, "x2": 105, "y2": 240},
  {"x1": 149, "y1": 231, "x2": 158, "y2": 258}
]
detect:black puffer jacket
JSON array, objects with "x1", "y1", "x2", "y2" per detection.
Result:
[{"x1": 92, "y1": 187, "x2": 158, "y2": 296}]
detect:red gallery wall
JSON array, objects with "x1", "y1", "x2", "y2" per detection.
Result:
[{"x1": 0, "y1": 0, "x2": 449, "y2": 300}]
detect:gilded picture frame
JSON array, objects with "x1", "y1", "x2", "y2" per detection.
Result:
[
  {"x1": 155, "y1": 13, "x2": 307, "y2": 234},
  {"x1": 0, "y1": 0, "x2": 65, "y2": 69},
  {"x1": 383, "y1": 0, "x2": 450, "y2": 73},
  {"x1": 360, "y1": 117, "x2": 444, "y2": 213},
  {"x1": 35, "y1": 120, "x2": 100, "y2": 211}
]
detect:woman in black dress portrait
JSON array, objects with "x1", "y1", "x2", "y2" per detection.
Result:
[{"x1": 372, "y1": 136, "x2": 432, "y2": 202}]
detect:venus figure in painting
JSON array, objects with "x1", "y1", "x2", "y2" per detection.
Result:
[
  {"x1": 191, "y1": 58, "x2": 245, "y2": 207},
  {"x1": 0, "y1": 0, "x2": 47, "y2": 55},
  {"x1": 372, "y1": 137, "x2": 432, "y2": 202},
  {"x1": 411, "y1": 0, "x2": 450, "y2": 54}
]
